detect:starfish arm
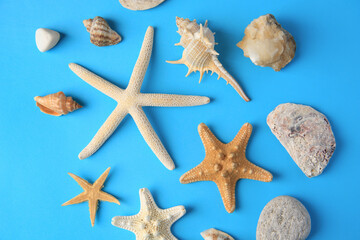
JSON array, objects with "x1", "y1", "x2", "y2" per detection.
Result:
[
  {"x1": 138, "y1": 188, "x2": 159, "y2": 214},
  {"x1": 229, "y1": 123, "x2": 252, "y2": 154},
  {"x1": 159, "y1": 232, "x2": 178, "y2": 240},
  {"x1": 241, "y1": 161, "x2": 273, "y2": 182},
  {"x1": 69, "y1": 63, "x2": 124, "y2": 100},
  {"x1": 79, "y1": 106, "x2": 128, "y2": 159},
  {"x1": 89, "y1": 198, "x2": 99, "y2": 227},
  {"x1": 93, "y1": 167, "x2": 111, "y2": 189},
  {"x1": 98, "y1": 191, "x2": 120, "y2": 204},
  {"x1": 215, "y1": 179, "x2": 237, "y2": 213},
  {"x1": 138, "y1": 93, "x2": 210, "y2": 107},
  {"x1": 198, "y1": 123, "x2": 223, "y2": 152},
  {"x1": 130, "y1": 107, "x2": 175, "y2": 170},
  {"x1": 156, "y1": 206, "x2": 186, "y2": 240},
  {"x1": 127, "y1": 26, "x2": 154, "y2": 93},
  {"x1": 62, "y1": 192, "x2": 88, "y2": 206},
  {"x1": 161, "y1": 205, "x2": 186, "y2": 224},
  {"x1": 112, "y1": 215, "x2": 141, "y2": 236},
  {"x1": 67, "y1": 173, "x2": 91, "y2": 190},
  {"x1": 180, "y1": 162, "x2": 215, "y2": 183}
]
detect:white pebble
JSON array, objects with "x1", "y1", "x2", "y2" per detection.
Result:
[{"x1": 35, "y1": 28, "x2": 60, "y2": 52}]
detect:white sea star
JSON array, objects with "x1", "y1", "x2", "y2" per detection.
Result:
[
  {"x1": 69, "y1": 26, "x2": 210, "y2": 170},
  {"x1": 112, "y1": 188, "x2": 186, "y2": 240}
]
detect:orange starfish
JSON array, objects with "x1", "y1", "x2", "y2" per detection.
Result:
[
  {"x1": 62, "y1": 167, "x2": 120, "y2": 226},
  {"x1": 180, "y1": 123, "x2": 273, "y2": 213}
]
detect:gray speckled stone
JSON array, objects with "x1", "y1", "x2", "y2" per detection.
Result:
[
  {"x1": 267, "y1": 103, "x2": 336, "y2": 177},
  {"x1": 256, "y1": 196, "x2": 311, "y2": 240}
]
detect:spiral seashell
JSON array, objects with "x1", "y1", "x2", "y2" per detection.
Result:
[
  {"x1": 119, "y1": 0, "x2": 165, "y2": 11},
  {"x1": 167, "y1": 17, "x2": 250, "y2": 102},
  {"x1": 34, "y1": 91, "x2": 82, "y2": 116},
  {"x1": 201, "y1": 228, "x2": 234, "y2": 240},
  {"x1": 83, "y1": 16, "x2": 122, "y2": 47}
]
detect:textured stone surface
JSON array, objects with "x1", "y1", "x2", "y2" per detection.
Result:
[
  {"x1": 267, "y1": 103, "x2": 336, "y2": 177},
  {"x1": 237, "y1": 14, "x2": 296, "y2": 71},
  {"x1": 257, "y1": 196, "x2": 311, "y2": 240}
]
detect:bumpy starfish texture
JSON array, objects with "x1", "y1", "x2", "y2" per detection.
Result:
[
  {"x1": 69, "y1": 26, "x2": 210, "y2": 170},
  {"x1": 62, "y1": 167, "x2": 120, "y2": 226},
  {"x1": 180, "y1": 123, "x2": 273, "y2": 213},
  {"x1": 112, "y1": 188, "x2": 186, "y2": 240}
]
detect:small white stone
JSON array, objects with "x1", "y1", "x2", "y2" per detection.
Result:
[{"x1": 35, "y1": 28, "x2": 60, "y2": 52}]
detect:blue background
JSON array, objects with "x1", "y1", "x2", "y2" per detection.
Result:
[{"x1": 1, "y1": 0, "x2": 359, "y2": 239}]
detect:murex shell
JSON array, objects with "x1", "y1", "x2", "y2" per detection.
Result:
[
  {"x1": 237, "y1": 14, "x2": 296, "y2": 71},
  {"x1": 201, "y1": 228, "x2": 234, "y2": 240},
  {"x1": 83, "y1": 16, "x2": 122, "y2": 47},
  {"x1": 167, "y1": 17, "x2": 250, "y2": 102},
  {"x1": 119, "y1": 0, "x2": 165, "y2": 10},
  {"x1": 34, "y1": 91, "x2": 82, "y2": 116},
  {"x1": 267, "y1": 103, "x2": 336, "y2": 177}
]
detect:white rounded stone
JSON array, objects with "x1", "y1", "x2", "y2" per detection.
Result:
[
  {"x1": 257, "y1": 196, "x2": 311, "y2": 240},
  {"x1": 35, "y1": 28, "x2": 60, "y2": 52}
]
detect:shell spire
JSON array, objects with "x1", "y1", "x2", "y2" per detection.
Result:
[
  {"x1": 83, "y1": 16, "x2": 122, "y2": 47},
  {"x1": 34, "y1": 91, "x2": 82, "y2": 116},
  {"x1": 167, "y1": 17, "x2": 250, "y2": 102}
]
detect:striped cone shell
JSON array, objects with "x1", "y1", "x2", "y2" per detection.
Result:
[{"x1": 83, "y1": 16, "x2": 122, "y2": 47}]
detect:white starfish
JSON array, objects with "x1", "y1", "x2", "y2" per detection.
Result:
[
  {"x1": 112, "y1": 188, "x2": 186, "y2": 240},
  {"x1": 69, "y1": 26, "x2": 210, "y2": 170}
]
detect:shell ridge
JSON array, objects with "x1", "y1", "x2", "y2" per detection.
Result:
[
  {"x1": 84, "y1": 16, "x2": 122, "y2": 47},
  {"x1": 34, "y1": 92, "x2": 82, "y2": 116}
]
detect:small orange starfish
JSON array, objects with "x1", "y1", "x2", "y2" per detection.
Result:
[
  {"x1": 180, "y1": 123, "x2": 273, "y2": 213},
  {"x1": 62, "y1": 167, "x2": 120, "y2": 226}
]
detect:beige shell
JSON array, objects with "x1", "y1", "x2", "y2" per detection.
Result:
[
  {"x1": 167, "y1": 17, "x2": 250, "y2": 102},
  {"x1": 34, "y1": 91, "x2": 82, "y2": 116},
  {"x1": 237, "y1": 14, "x2": 296, "y2": 71},
  {"x1": 83, "y1": 16, "x2": 122, "y2": 47},
  {"x1": 119, "y1": 0, "x2": 165, "y2": 10},
  {"x1": 201, "y1": 228, "x2": 234, "y2": 240}
]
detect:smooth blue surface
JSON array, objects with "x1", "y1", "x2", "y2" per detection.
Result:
[{"x1": 1, "y1": 0, "x2": 360, "y2": 239}]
